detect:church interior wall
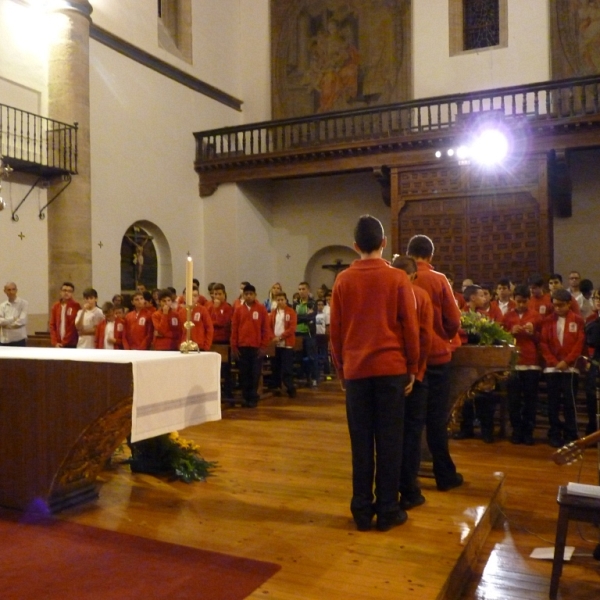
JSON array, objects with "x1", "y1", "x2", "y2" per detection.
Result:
[
  {"x1": 553, "y1": 148, "x2": 600, "y2": 286},
  {"x1": 413, "y1": 0, "x2": 550, "y2": 100},
  {"x1": 268, "y1": 172, "x2": 389, "y2": 296}
]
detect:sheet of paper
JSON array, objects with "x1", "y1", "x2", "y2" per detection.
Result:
[{"x1": 530, "y1": 546, "x2": 574, "y2": 560}]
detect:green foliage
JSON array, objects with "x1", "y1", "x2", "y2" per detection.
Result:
[{"x1": 460, "y1": 311, "x2": 515, "y2": 346}]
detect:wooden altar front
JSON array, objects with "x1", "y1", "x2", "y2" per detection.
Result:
[{"x1": 0, "y1": 349, "x2": 221, "y2": 512}]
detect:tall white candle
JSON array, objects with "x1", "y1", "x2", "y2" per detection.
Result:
[{"x1": 186, "y1": 255, "x2": 193, "y2": 305}]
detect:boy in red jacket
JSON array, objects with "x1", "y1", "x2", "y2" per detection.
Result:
[
  {"x1": 230, "y1": 284, "x2": 271, "y2": 408},
  {"x1": 540, "y1": 288, "x2": 585, "y2": 447},
  {"x1": 331, "y1": 216, "x2": 419, "y2": 532},
  {"x1": 502, "y1": 285, "x2": 542, "y2": 445},
  {"x1": 152, "y1": 290, "x2": 183, "y2": 351},
  {"x1": 123, "y1": 292, "x2": 153, "y2": 350},
  {"x1": 269, "y1": 291, "x2": 298, "y2": 398},
  {"x1": 95, "y1": 301, "x2": 124, "y2": 349},
  {"x1": 182, "y1": 288, "x2": 214, "y2": 351},
  {"x1": 49, "y1": 282, "x2": 81, "y2": 348}
]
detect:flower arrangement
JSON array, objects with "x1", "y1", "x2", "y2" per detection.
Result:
[
  {"x1": 460, "y1": 311, "x2": 515, "y2": 346},
  {"x1": 127, "y1": 432, "x2": 217, "y2": 483}
]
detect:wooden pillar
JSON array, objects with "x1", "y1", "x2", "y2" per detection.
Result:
[{"x1": 47, "y1": 0, "x2": 93, "y2": 305}]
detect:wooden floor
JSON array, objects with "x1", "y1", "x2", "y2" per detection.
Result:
[{"x1": 59, "y1": 381, "x2": 600, "y2": 600}]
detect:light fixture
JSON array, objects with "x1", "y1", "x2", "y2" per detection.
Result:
[
  {"x1": 447, "y1": 148, "x2": 455, "y2": 157},
  {"x1": 435, "y1": 150, "x2": 442, "y2": 158},
  {"x1": 470, "y1": 129, "x2": 509, "y2": 166}
]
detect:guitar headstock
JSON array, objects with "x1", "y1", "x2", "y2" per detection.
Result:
[{"x1": 552, "y1": 440, "x2": 585, "y2": 465}]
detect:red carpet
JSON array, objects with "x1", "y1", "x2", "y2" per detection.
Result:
[{"x1": 0, "y1": 511, "x2": 281, "y2": 600}]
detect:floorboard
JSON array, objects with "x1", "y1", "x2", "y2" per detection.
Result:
[{"x1": 56, "y1": 381, "x2": 599, "y2": 599}]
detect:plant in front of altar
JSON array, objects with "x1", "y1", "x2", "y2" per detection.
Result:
[
  {"x1": 167, "y1": 432, "x2": 217, "y2": 483},
  {"x1": 460, "y1": 311, "x2": 515, "y2": 347}
]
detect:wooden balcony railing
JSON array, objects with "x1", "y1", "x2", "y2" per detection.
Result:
[
  {"x1": 194, "y1": 74, "x2": 600, "y2": 174},
  {"x1": 0, "y1": 103, "x2": 78, "y2": 176}
]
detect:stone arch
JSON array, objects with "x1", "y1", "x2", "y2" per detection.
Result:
[
  {"x1": 120, "y1": 221, "x2": 172, "y2": 292},
  {"x1": 304, "y1": 245, "x2": 356, "y2": 292}
]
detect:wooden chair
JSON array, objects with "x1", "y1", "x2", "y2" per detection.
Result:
[{"x1": 549, "y1": 485, "x2": 600, "y2": 598}]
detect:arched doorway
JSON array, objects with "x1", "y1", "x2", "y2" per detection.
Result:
[
  {"x1": 305, "y1": 245, "x2": 357, "y2": 291},
  {"x1": 120, "y1": 221, "x2": 172, "y2": 292}
]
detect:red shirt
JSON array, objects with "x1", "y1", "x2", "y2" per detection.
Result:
[
  {"x1": 412, "y1": 262, "x2": 461, "y2": 365},
  {"x1": 502, "y1": 309, "x2": 542, "y2": 366},
  {"x1": 491, "y1": 299, "x2": 516, "y2": 317},
  {"x1": 49, "y1": 299, "x2": 81, "y2": 347},
  {"x1": 477, "y1": 304, "x2": 504, "y2": 323},
  {"x1": 181, "y1": 304, "x2": 214, "y2": 351},
  {"x1": 540, "y1": 311, "x2": 585, "y2": 368},
  {"x1": 152, "y1": 308, "x2": 183, "y2": 351},
  {"x1": 205, "y1": 300, "x2": 233, "y2": 343},
  {"x1": 95, "y1": 318, "x2": 125, "y2": 349},
  {"x1": 123, "y1": 308, "x2": 154, "y2": 350},
  {"x1": 230, "y1": 302, "x2": 271, "y2": 351},
  {"x1": 269, "y1": 305, "x2": 297, "y2": 348},
  {"x1": 330, "y1": 258, "x2": 420, "y2": 380},
  {"x1": 413, "y1": 284, "x2": 433, "y2": 382}
]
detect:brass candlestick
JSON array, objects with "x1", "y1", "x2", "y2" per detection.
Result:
[{"x1": 180, "y1": 305, "x2": 199, "y2": 353}]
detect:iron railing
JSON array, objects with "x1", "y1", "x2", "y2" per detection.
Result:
[
  {"x1": 0, "y1": 103, "x2": 78, "y2": 175},
  {"x1": 195, "y1": 74, "x2": 600, "y2": 165}
]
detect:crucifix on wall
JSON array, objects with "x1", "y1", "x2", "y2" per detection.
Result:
[{"x1": 322, "y1": 258, "x2": 350, "y2": 280}]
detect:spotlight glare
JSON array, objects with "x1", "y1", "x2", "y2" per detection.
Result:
[
  {"x1": 435, "y1": 150, "x2": 442, "y2": 158},
  {"x1": 471, "y1": 129, "x2": 508, "y2": 165},
  {"x1": 456, "y1": 145, "x2": 470, "y2": 159},
  {"x1": 447, "y1": 148, "x2": 455, "y2": 157}
]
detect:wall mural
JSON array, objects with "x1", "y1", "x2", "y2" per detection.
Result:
[
  {"x1": 271, "y1": 0, "x2": 412, "y2": 119},
  {"x1": 551, "y1": 0, "x2": 600, "y2": 78}
]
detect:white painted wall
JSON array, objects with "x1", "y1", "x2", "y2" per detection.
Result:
[
  {"x1": 554, "y1": 149, "x2": 600, "y2": 287},
  {"x1": 413, "y1": 0, "x2": 550, "y2": 99}
]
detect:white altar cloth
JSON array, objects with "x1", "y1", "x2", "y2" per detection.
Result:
[{"x1": 0, "y1": 348, "x2": 221, "y2": 441}]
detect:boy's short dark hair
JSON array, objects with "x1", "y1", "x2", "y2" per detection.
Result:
[
  {"x1": 274, "y1": 291, "x2": 287, "y2": 300},
  {"x1": 406, "y1": 234, "x2": 434, "y2": 259},
  {"x1": 463, "y1": 285, "x2": 482, "y2": 302},
  {"x1": 391, "y1": 255, "x2": 417, "y2": 275},
  {"x1": 513, "y1": 284, "x2": 530, "y2": 299},
  {"x1": 580, "y1": 279, "x2": 594, "y2": 294},
  {"x1": 298, "y1": 281, "x2": 310, "y2": 288},
  {"x1": 528, "y1": 274, "x2": 544, "y2": 288},
  {"x1": 62, "y1": 281, "x2": 75, "y2": 291},
  {"x1": 243, "y1": 284, "x2": 256, "y2": 293},
  {"x1": 193, "y1": 278, "x2": 200, "y2": 287},
  {"x1": 167, "y1": 286, "x2": 176, "y2": 295},
  {"x1": 497, "y1": 278, "x2": 511, "y2": 287},
  {"x1": 213, "y1": 283, "x2": 227, "y2": 298},
  {"x1": 354, "y1": 215, "x2": 384, "y2": 253},
  {"x1": 549, "y1": 273, "x2": 563, "y2": 283},
  {"x1": 101, "y1": 301, "x2": 115, "y2": 314},
  {"x1": 132, "y1": 292, "x2": 144, "y2": 300},
  {"x1": 551, "y1": 288, "x2": 571, "y2": 303},
  {"x1": 158, "y1": 290, "x2": 172, "y2": 301},
  {"x1": 82, "y1": 287, "x2": 98, "y2": 299},
  {"x1": 143, "y1": 290, "x2": 153, "y2": 303}
]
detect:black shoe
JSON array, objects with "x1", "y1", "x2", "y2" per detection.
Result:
[
  {"x1": 549, "y1": 437, "x2": 563, "y2": 448},
  {"x1": 287, "y1": 388, "x2": 297, "y2": 398},
  {"x1": 510, "y1": 433, "x2": 523, "y2": 445},
  {"x1": 355, "y1": 517, "x2": 373, "y2": 532},
  {"x1": 453, "y1": 430, "x2": 475, "y2": 440},
  {"x1": 437, "y1": 473, "x2": 464, "y2": 492},
  {"x1": 400, "y1": 494, "x2": 425, "y2": 511},
  {"x1": 376, "y1": 509, "x2": 408, "y2": 532},
  {"x1": 523, "y1": 434, "x2": 535, "y2": 446},
  {"x1": 243, "y1": 401, "x2": 258, "y2": 408},
  {"x1": 482, "y1": 432, "x2": 494, "y2": 444}
]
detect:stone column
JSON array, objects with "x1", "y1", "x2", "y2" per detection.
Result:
[{"x1": 46, "y1": 0, "x2": 93, "y2": 307}]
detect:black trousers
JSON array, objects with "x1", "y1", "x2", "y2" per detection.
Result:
[
  {"x1": 345, "y1": 374, "x2": 407, "y2": 520},
  {"x1": 506, "y1": 369, "x2": 540, "y2": 437},
  {"x1": 0, "y1": 339, "x2": 26, "y2": 347},
  {"x1": 399, "y1": 378, "x2": 428, "y2": 501},
  {"x1": 546, "y1": 372, "x2": 579, "y2": 441},
  {"x1": 424, "y1": 363, "x2": 458, "y2": 488},
  {"x1": 237, "y1": 347, "x2": 263, "y2": 404},
  {"x1": 272, "y1": 346, "x2": 295, "y2": 393}
]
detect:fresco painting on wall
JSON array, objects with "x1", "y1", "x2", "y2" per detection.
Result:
[
  {"x1": 552, "y1": 0, "x2": 600, "y2": 78},
  {"x1": 271, "y1": 0, "x2": 412, "y2": 119}
]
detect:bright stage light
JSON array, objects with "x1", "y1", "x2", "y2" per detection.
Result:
[
  {"x1": 435, "y1": 150, "x2": 442, "y2": 158},
  {"x1": 456, "y1": 145, "x2": 470, "y2": 159},
  {"x1": 447, "y1": 148, "x2": 455, "y2": 157},
  {"x1": 471, "y1": 129, "x2": 509, "y2": 165}
]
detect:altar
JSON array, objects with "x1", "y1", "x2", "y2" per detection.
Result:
[{"x1": 0, "y1": 348, "x2": 221, "y2": 512}]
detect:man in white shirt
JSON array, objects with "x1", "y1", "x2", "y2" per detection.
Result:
[{"x1": 0, "y1": 282, "x2": 28, "y2": 346}]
